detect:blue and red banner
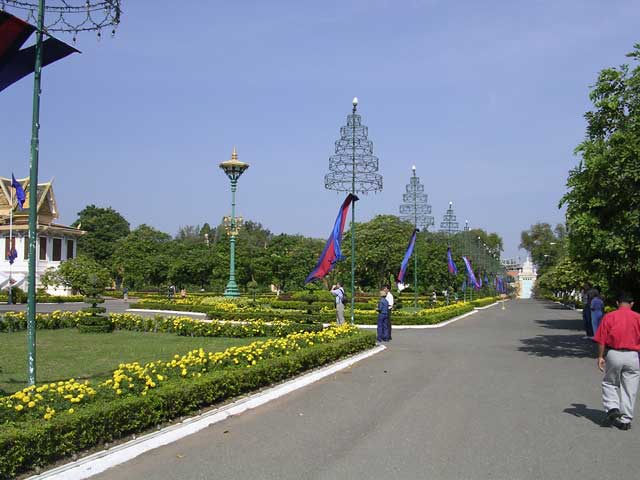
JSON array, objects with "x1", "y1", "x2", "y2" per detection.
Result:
[
  {"x1": 304, "y1": 193, "x2": 358, "y2": 284},
  {"x1": 447, "y1": 247, "x2": 458, "y2": 275},
  {"x1": 462, "y1": 256, "x2": 480, "y2": 289},
  {"x1": 0, "y1": 11, "x2": 79, "y2": 92},
  {"x1": 397, "y1": 228, "x2": 418, "y2": 284}
]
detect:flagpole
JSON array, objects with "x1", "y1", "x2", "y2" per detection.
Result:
[
  {"x1": 350, "y1": 99, "x2": 357, "y2": 324},
  {"x1": 412, "y1": 167, "x2": 418, "y2": 309},
  {"x1": 8, "y1": 185, "x2": 13, "y2": 305},
  {"x1": 25, "y1": 0, "x2": 45, "y2": 386}
]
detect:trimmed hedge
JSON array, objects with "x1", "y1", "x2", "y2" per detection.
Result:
[
  {"x1": 470, "y1": 297, "x2": 501, "y2": 308},
  {"x1": 0, "y1": 312, "x2": 322, "y2": 338},
  {"x1": 0, "y1": 332, "x2": 375, "y2": 479},
  {"x1": 353, "y1": 303, "x2": 475, "y2": 325}
]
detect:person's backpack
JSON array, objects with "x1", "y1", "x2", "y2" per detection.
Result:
[{"x1": 340, "y1": 288, "x2": 348, "y2": 305}]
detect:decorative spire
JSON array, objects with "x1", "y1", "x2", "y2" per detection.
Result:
[
  {"x1": 399, "y1": 165, "x2": 434, "y2": 230},
  {"x1": 439, "y1": 201, "x2": 460, "y2": 234}
]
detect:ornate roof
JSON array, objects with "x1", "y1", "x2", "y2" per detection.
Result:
[{"x1": 0, "y1": 177, "x2": 58, "y2": 225}]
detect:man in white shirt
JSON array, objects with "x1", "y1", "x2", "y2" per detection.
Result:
[
  {"x1": 383, "y1": 285, "x2": 394, "y2": 340},
  {"x1": 330, "y1": 283, "x2": 345, "y2": 325}
]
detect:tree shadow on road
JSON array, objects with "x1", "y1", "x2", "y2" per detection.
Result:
[
  {"x1": 563, "y1": 403, "x2": 606, "y2": 427},
  {"x1": 543, "y1": 303, "x2": 574, "y2": 311},
  {"x1": 535, "y1": 319, "x2": 584, "y2": 331},
  {"x1": 518, "y1": 334, "x2": 596, "y2": 358}
]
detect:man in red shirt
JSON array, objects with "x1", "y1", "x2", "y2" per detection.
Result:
[{"x1": 593, "y1": 292, "x2": 640, "y2": 430}]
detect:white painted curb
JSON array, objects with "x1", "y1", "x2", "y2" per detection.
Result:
[
  {"x1": 126, "y1": 308, "x2": 206, "y2": 317},
  {"x1": 474, "y1": 301, "x2": 502, "y2": 310},
  {"x1": 29, "y1": 344, "x2": 386, "y2": 480}
]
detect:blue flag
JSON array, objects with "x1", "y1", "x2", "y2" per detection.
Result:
[
  {"x1": 8, "y1": 247, "x2": 17, "y2": 265},
  {"x1": 397, "y1": 229, "x2": 418, "y2": 284},
  {"x1": 11, "y1": 174, "x2": 26, "y2": 209},
  {"x1": 447, "y1": 247, "x2": 458, "y2": 275},
  {"x1": 462, "y1": 256, "x2": 480, "y2": 289}
]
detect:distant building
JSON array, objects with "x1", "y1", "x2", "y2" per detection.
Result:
[
  {"x1": 517, "y1": 258, "x2": 537, "y2": 299},
  {"x1": 0, "y1": 177, "x2": 84, "y2": 295}
]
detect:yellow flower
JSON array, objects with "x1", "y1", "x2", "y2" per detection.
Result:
[
  {"x1": 68, "y1": 408, "x2": 74, "y2": 414},
  {"x1": 28, "y1": 401, "x2": 36, "y2": 408},
  {"x1": 116, "y1": 389, "x2": 122, "y2": 395},
  {"x1": 15, "y1": 404, "x2": 24, "y2": 411}
]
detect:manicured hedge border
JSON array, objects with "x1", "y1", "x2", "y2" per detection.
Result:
[
  {"x1": 0, "y1": 312, "x2": 323, "y2": 338},
  {"x1": 470, "y1": 297, "x2": 501, "y2": 308},
  {"x1": 354, "y1": 303, "x2": 476, "y2": 325},
  {"x1": 0, "y1": 331, "x2": 375, "y2": 479},
  {"x1": 128, "y1": 299, "x2": 499, "y2": 325}
]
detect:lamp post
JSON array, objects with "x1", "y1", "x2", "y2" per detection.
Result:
[{"x1": 219, "y1": 147, "x2": 249, "y2": 297}]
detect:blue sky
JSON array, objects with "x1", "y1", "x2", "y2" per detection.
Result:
[{"x1": 2, "y1": 0, "x2": 638, "y2": 259}]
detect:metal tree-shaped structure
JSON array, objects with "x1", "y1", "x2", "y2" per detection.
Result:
[
  {"x1": 1, "y1": 0, "x2": 122, "y2": 386},
  {"x1": 325, "y1": 98, "x2": 382, "y2": 322},
  {"x1": 398, "y1": 165, "x2": 433, "y2": 307},
  {"x1": 399, "y1": 165, "x2": 434, "y2": 230},
  {"x1": 439, "y1": 201, "x2": 460, "y2": 235}
]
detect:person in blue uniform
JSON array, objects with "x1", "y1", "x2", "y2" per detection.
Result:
[{"x1": 377, "y1": 289, "x2": 390, "y2": 342}]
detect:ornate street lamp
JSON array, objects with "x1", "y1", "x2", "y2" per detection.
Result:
[
  {"x1": 1, "y1": 0, "x2": 122, "y2": 386},
  {"x1": 325, "y1": 97, "x2": 383, "y2": 323},
  {"x1": 219, "y1": 147, "x2": 249, "y2": 297},
  {"x1": 399, "y1": 165, "x2": 434, "y2": 308}
]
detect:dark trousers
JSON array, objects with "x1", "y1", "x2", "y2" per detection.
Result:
[
  {"x1": 583, "y1": 305, "x2": 593, "y2": 337},
  {"x1": 377, "y1": 314, "x2": 390, "y2": 341}
]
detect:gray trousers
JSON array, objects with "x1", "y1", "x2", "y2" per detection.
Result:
[
  {"x1": 602, "y1": 349, "x2": 640, "y2": 423},
  {"x1": 336, "y1": 303, "x2": 345, "y2": 325}
]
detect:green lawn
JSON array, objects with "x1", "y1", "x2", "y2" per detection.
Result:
[{"x1": 0, "y1": 329, "x2": 266, "y2": 394}]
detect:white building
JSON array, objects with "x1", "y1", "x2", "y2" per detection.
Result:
[
  {"x1": 517, "y1": 257, "x2": 537, "y2": 299},
  {"x1": 0, "y1": 177, "x2": 84, "y2": 295}
]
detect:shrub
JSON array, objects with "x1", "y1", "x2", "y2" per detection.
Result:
[{"x1": 0, "y1": 330, "x2": 375, "y2": 479}]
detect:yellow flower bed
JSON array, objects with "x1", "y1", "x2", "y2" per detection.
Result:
[{"x1": 0, "y1": 324, "x2": 357, "y2": 423}]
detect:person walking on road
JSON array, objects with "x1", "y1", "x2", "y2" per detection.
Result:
[
  {"x1": 330, "y1": 283, "x2": 346, "y2": 325},
  {"x1": 377, "y1": 289, "x2": 390, "y2": 342},
  {"x1": 593, "y1": 292, "x2": 640, "y2": 430},
  {"x1": 590, "y1": 289, "x2": 605, "y2": 335}
]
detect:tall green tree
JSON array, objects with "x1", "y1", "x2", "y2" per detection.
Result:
[
  {"x1": 519, "y1": 222, "x2": 565, "y2": 273},
  {"x1": 341, "y1": 215, "x2": 415, "y2": 290},
  {"x1": 72, "y1": 205, "x2": 130, "y2": 265},
  {"x1": 112, "y1": 225, "x2": 174, "y2": 289},
  {"x1": 561, "y1": 44, "x2": 640, "y2": 299}
]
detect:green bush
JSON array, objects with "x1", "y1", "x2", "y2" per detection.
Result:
[
  {"x1": 0, "y1": 332, "x2": 375, "y2": 479},
  {"x1": 353, "y1": 303, "x2": 475, "y2": 325},
  {"x1": 470, "y1": 297, "x2": 501, "y2": 308},
  {"x1": 7, "y1": 287, "x2": 27, "y2": 304}
]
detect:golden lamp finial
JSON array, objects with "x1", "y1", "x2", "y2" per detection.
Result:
[{"x1": 231, "y1": 146, "x2": 238, "y2": 161}]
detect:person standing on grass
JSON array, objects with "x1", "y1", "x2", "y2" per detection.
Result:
[
  {"x1": 330, "y1": 282, "x2": 345, "y2": 325},
  {"x1": 593, "y1": 292, "x2": 640, "y2": 430},
  {"x1": 377, "y1": 289, "x2": 390, "y2": 342},
  {"x1": 590, "y1": 288, "x2": 605, "y2": 334}
]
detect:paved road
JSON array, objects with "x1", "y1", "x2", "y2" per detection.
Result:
[{"x1": 94, "y1": 300, "x2": 640, "y2": 480}]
